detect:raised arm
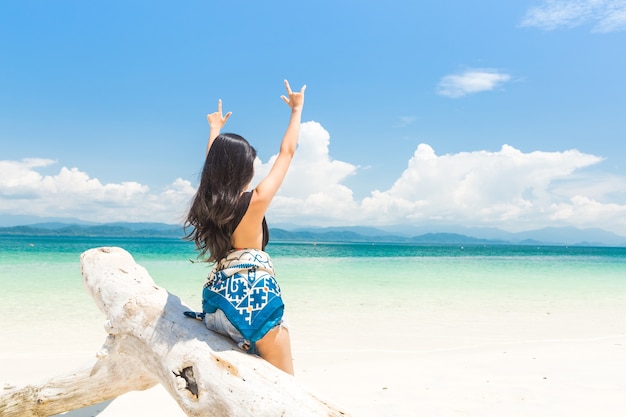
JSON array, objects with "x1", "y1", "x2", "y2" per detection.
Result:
[
  {"x1": 205, "y1": 99, "x2": 232, "y2": 156},
  {"x1": 254, "y1": 80, "x2": 306, "y2": 207}
]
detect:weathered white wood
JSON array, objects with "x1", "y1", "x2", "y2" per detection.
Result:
[
  {"x1": 0, "y1": 337, "x2": 157, "y2": 416},
  {"x1": 0, "y1": 247, "x2": 350, "y2": 417}
]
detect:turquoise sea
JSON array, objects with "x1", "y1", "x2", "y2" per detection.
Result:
[
  {"x1": 1, "y1": 235, "x2": 626, "y2": 356},
  {"x1": 2, "y1": 233, "x2": 626, "y2": 417}
]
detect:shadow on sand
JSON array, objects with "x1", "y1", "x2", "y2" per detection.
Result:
[{"x1": 51, "y1": 399, "x2": 114, "y2": 417}]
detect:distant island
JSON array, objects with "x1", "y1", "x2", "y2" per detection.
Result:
[
  {"x1": 1, "y1": 221, "x2": 625, "y2": 247},
  {"x1": 0, "y1": 222, "x2": 184, "y2": 238}
]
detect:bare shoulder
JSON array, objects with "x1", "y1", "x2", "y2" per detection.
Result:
[{"x1": 249, "y1": 188, "x2": 272, "y2": 213}]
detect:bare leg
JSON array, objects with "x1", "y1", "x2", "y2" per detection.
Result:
[{"x1": 255, "y1": 325, "x2": 294, "y2": 375}]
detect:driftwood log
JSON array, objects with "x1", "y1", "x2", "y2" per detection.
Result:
[{"x1": 0, "y1": 246, "x2": 350, "y2": 417}]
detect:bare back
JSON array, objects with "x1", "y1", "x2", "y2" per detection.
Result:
[{"x1": 231, "y1": 190, "x2": 269, "y2": 250}]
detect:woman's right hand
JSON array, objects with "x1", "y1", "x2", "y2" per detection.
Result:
[{"x1": 280, "y1": 80, "x2": 306, "y2": 111}]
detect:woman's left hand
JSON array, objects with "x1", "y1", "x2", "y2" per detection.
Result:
[{"x1": 207, "y1": 99, "x2": 232, "y2": 130}]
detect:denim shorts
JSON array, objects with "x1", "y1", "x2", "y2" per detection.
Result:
[{"x1": 203, "y1": 309, "x2": 288, "y2": 355}]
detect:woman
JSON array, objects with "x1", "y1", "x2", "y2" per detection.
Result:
[{"x1": 184, "y1": 80, "x2": 306, "y2": 375}]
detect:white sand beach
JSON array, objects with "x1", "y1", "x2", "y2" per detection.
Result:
[{"x1": 2, "y1": 290, "x2": 626, "y2": 417}]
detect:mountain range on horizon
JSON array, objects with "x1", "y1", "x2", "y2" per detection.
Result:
[{"x1": 0, "y1": 215, "x2": 625, "y2": 247}]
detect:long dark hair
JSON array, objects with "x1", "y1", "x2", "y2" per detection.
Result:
[{"x1": 184, "y1": 133, "x2": 257, "y2": 262}]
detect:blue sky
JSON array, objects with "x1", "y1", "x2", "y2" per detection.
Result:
[{"x1": 1, "y1": 0, "x2": 625, "y2": 235}]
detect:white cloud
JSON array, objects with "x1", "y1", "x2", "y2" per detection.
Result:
[
  {"x1": 520, "y1": 0, "x2": 626, "y2": 32},
  {"x1": 252, "y1": 122, "x2": 359, "y2": 223},
  {"x1": 359, "y1": 144, "x2": 626, "y2": 232},
  {"x1": 437, "y1": 69, "x2": 512, "y2": 98},
  {"x1": 0, "y1": 158, "x2": 195, "y2": 224},
  {"x1": 395, "y1": 116, "x2": 417, "y2": 128},
  {"x1": 0, "y1": 158, "x2": 56, "y2": 197},
  {"x1": 2, "y1": 121, "x2": 626, "y2": 235}
]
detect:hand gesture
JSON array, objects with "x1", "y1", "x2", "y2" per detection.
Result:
[
  {"x1": 206, "y1": 99, "x2": 232, "y2": 130},
  {"x1": 280, "y1": 80, "x2": 306, "y2": 111}
]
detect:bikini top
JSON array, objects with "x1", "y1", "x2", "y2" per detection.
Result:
[{"x1": 231, "y1": 191, "x2": 269, "y2": 250}]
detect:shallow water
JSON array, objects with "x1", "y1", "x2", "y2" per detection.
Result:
[{"x1": 1, "y1": 236, "x2": 625, "y2": 354}]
